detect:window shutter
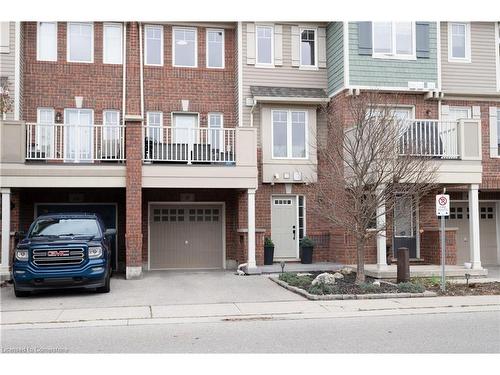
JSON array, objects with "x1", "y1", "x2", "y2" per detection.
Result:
[
  {"x1": 0, "y1": 22, "x2": 10, "y2": 53},
  {"x1": 489, "y1": 107, "x2": 498, "y2": 158},
  {"x1": 416, "y1": 22, "x2": 430, "y2": 58},
  {"x1": 246, "y1": 23, "x2": 255, "y2": 65},
  {"x1": 318, "y1": 27, "x2": 327, "y2": 68},
  {"x1": 357, "y1": 22, "x2": 372, "y2": 55},
  {"x1": 291, "y1": 26, "x2": 300, "y2": 67},
  {"x1": 274, "y1": 24, "x2": 283, "y2": 66}
]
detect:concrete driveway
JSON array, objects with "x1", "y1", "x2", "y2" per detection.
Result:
[{"x1": 0, "y1": 271, "x2": 302, "y2": 311}]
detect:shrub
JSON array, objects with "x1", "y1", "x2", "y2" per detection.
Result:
[
  {"x1": 308, "y1": 283, "x2": 337, "y2": 295},
  {"x1": 264, "y1": 237, "x2": 275, "y2": 247},
  {"x1": 359, "y1": 282, "x2": 381, "y2": 294},
  {"x1": 397, "y1": 282, "x2": 425, "y2": 293},
  {"x1": 299, "y1": 236, "x2": 315, "y2": 248},
  {"x1": 279, "y1": 272, "x2": 296, "y2": 283},
  {"x1": 279, "y1": 273, "x2": 312, "y2": 289}
]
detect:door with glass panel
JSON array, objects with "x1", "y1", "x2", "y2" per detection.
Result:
[
  {"x1": 36, "y1": 108, "x2": 55, "y2": 159},
  {"x1": 64, "y1": 109, "x2": 93, "y2": 162},
  {"x1": 393, "y1": 194, "x2": 417, "y2": 259},
  {"x1": 208, "y1": 113, "x2": 223, "y2": 156}
]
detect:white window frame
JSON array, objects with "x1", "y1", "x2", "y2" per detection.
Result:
[
  {"x1": 271, "y1": 109, "x2": 309, "y2": 160},
  {"x1": 448, "y1": 22, "x2": 471, "y2": 63},
  {"x1": 36, "y1": 107, "x2": 55, "y2": 158},
  {"x1": 208, "y1": 112, "x2": 224, "y2": 151},
  {"x1": 172, "y1": 27, "x2": 198, "y2": 68},
  {"x1": 102, "y1": 110, "x2": 120, "y2": 141},
  {"x1": 144, "y1": 25, "x2": 164, "y2": 67},
  {"x1": 67, "y1": 22, "x2": 94, "y2": 63},
  {"x1": 206, "y1": 28, "x2": 225, "y2": 69},
  {"x1": 103, "y1": 23, "x2": 123, "y2": 65},
  {"x1": 255, "y1": 25, "x2": 274, "y2": 67},
  {"x1": 448, "y1": 106, "x2": 472, "y2": 121},
  {"x1": 37, "y1": 22, "x2": 58, "y2": 62},
  {"x1": 372, "y1": 22, "x2": 416, "y2": 60},
  {"x1": 146, "y1": 111, "x2": 164, "y2": 141},
  {"x1": 63, "y1": 108, "x2": 94, "y2": 162},
  {"x1": 299, "y1": 27, "x2": 318, "y2": 69}
]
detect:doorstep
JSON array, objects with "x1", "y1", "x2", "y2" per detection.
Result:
[{"x1": 257, "y1": 262, "x2": 343, "y2": 274}]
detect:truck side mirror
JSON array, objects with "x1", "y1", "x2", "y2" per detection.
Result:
[{"x1": 104, "y1": 228, "x2": 116, "y2": 237}]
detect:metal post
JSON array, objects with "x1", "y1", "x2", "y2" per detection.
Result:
[{"x1": 440, "y1": 215, "x2": 446, "y2": 291}]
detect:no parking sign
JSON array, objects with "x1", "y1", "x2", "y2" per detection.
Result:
[{"x1": 436, "y1": 194, "x2": 450, "y2": 217}]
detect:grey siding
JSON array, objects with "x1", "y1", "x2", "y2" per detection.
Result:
[
  {"x1": 348, "y1": 22, "x2": 438, "y2": 88},
  {"x1": 441, "y1": 22, "x2": 499, "y2": 95},
  {"x1": 326, "y1": 22, "x2": 344, "y2": 95},
  {"x1": 0, "y1": 22, "x2": 16, "y2": 120}
]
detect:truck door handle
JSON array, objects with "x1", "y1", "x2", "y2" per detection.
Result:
[{"x1": 292, "y1": 225, "x2": 296, "y2": 240}]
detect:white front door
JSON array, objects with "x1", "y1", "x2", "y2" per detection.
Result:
[
  {"x1": 173, "y1": 113, "x2": 197, "y2": 144},
  {"x1": 271, "y1": 196, "x2": 298, "y2": 259},
  {"x1": 64, "y1": 109, "x2": 93, "y2": 162}
]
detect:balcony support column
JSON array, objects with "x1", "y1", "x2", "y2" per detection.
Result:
[
  {"x1": 1, "y1": 188, "x2": 11, "y2": 273},
  {"x1": 245, "y1": 188, "x2": 259, "y2": 274},
  {"x1": 468, "y1": 184, "x2": 482, "y2": 270}
]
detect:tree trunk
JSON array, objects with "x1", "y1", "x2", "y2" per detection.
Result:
[{"x1": 355, "y1": 236, "x2": 366, "y2": 284}]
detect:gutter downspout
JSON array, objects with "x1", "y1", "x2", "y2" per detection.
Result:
[
  {"x1": 237, "y1": 21, "x2": 243, "y2": 127},
  {"x1": 122, "y1": 22, "x2": 127, "y2": 126},
  {"x1": 14, "y1": 22, "x2": 21, "y2": 121},
  {"x1": 139, "y1": 22, "x2": 144, "y2": 122},
  {"x1": 250, "y1": 99, "x2": 256, "y2": 127}
]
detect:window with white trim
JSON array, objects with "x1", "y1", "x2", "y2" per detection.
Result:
[
  {"x1": 146, "y1": 111, "x2": 163, "y2": 142},
  {"x1": 206, "y1": 29, "x2": 224, "y2": 68},
  {"x1": 145, "y1": 25, "x2": 163, "y2": 66},
  {"x1": 208, "y1": 113, "x2": 223, "y2": 151},
  {"x1": 256, "y1": 26, "x2": 273, "y2": 65},
  {"x1": 103, "y1": 23, "x2": 123, "y2": 64},
  {"x1": 67, "y1": 22, "x2": 93, "y2": 63},
  {"x1": 103, "y1": 110, "x2": 120, "y2": 140},
  {"x1": 448, "y1": 22, "x2": 470, "y2": 61},
  {"x1": 36, "y1": 108, "x2": 55, "y2": 158},
  {"x1": 173, "y1": 27, "x2": 197, "y2": 67},
  {"x1": 300, "y1": 29, "x2": 316, "y2": 67},
  {"x1": 272, "y1": 110, "x2": 307, "y2": 159},
  {"x1": 298, "y1": 195, "x2": 305, "y2": 239},
  {"x1": 37, "y1": 22, "x2": 57, "y2": 61},
  {"x1": 373, "y1": 22, "x2": 415, "y2": 59}
]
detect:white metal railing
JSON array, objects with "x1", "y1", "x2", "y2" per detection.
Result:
[
  {"x1": 26, "y1": 123, "x2": 126, "y2": 162},
  {"x1": 143, "y1": 126, "x2": 236, "y2": 164},
  {"x1": 398, "y1": 119, "x2": 459, "y2": 159}
]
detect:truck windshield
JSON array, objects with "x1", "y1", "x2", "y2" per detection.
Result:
[{"x1": 29, "y1": 218, "x2": 100, "y2": 238}]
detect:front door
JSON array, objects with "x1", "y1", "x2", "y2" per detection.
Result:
[
  {"x1": 393, "y1": 194, "x2": 417, "y2": 258},
  {"x1": 173, "y1": 113, "x2": 197, "y2": 144},
  {"x1": 271, "y1": 196, "x2": 298, "y2": 259},
  {"x1": 64, "y1": 109, "x2": 93, "y2": 162}
]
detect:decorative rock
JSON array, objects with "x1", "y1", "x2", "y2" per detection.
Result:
[
  {"x1": 297, "y1": 273, "x2": 313, "y2": 277},
  {"x1": 311, "y1": 272, "x2": 336, "y2": 286},
  {"x1": 372, "y1": 281, "x2": 381, "y2": 287},
  {"x1": 332, "y1": 272, "x2": 344, "y2": 279},
  {"x1": 339, "y1": 267, "x2": 353, "y2": 275}
]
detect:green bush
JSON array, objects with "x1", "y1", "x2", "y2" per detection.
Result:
[
  {"x1": 264, "y1": 237, "x2": 275, "y2": 247},
  {"x1": 308, "y1": 283, "x2": 337, "y2": 295},
  {"x1": 397, "y1": 282, "x2": 425, "y2": 293},
  {"x1": 299, "y1": 236, "x2": 315, "y2": 248},
  {"x1": 278, "y1": 273, "x2": 312, "y2": 289},
  {"x1": 359, "y1": 282, "x2": 381, "y2": 294}
]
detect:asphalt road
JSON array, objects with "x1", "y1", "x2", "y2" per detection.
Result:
[{"x1": 2, "y1": 310, "x2": 499, "y2": 353}]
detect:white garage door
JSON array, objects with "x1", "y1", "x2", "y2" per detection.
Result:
[
  {"x1": 448, "y1": 202, "x2": 498, "y2": 266},
  {"x1": 149, "y1": 205, "x2": 224, "y2": 270}
]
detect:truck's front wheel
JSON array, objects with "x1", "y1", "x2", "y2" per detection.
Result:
[{"x1": 96, "y1": 270, "x2": 110, "y2": 293}]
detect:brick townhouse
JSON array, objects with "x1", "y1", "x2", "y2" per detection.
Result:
[{"x1": 1, "y1": 21, "x2": 499, "y2": 279}]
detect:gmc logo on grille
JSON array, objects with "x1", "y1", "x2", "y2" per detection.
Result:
[{"x1": 47, "y1": 250, "x2": 70, "y2": 257}]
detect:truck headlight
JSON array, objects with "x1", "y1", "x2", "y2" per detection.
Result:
[
  {"x1": 88, "y1": 246, "x2": 103, "y2": 259},
  {"x1": 15, "y1": 249, "x2": 28, "y2": 261}
]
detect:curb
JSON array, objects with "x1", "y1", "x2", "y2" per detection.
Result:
[{"x1": 270, "y1": 276, "x2": 438, "y2": 300}]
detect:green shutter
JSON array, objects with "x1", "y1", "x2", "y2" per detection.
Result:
[
  {"x1": 416, "y1": 22, "x2": 430, "y2": 59},
  {"x1": 357, "y1": 22, "x2": 372, "y2": 55}
]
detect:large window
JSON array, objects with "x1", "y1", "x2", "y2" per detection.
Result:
[
  {"x1": 206, "y1": 29, "x2": 224, "y2": 68},
  {"x1": 208, "y1": 113, "x2": 223, "y2": 150},
  {"x1": 103, "y1": 110, "x2": 120, "y2": 140},
  {"x1": 373, "y1": 22, "x2": 415, "y2": 59},
  {"x1": 67, "y1": 22, "x2": 93, "y2": 63},
  {"x1": 146, "y1": 112, "x2": 163, "y2": 142},
  {"x1": 37, "y1": 22, "x2": 57, "y2": 61},
  {"x1": 36, "y1": 108, "x2": 55, "y2": 158},
  {"x1": 300, "y1": 29, "x2": 316, "y2": 67},
  {"x1": 173, "y1": 27, "x2": 197, "y2": 67},
  {"x1": 448, "y1": 22, "x2": 471, "y2": 62},
  {"x1": 145, "y1": 25, "x2": 163, "y2": 66},
  {"x1": 272, "y1": 110, "x2": 307, "y2": 159},
  {"x1": 103, "y1": 23, "x2": 123, "y2": 64},
  {"x1": 256, "y1": 25, "x2": 273, "y2": 65}
]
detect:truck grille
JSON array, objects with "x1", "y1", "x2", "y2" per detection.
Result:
[{"x1": 32, "y1": 248, "x2": 85, "y2": 267}]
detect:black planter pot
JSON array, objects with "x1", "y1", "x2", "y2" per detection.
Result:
[
  {"x1": 264, "y1": 246, "x2": 274, "y2": 265},
  {"x1": 300, "y1": 246, "x2": 314, "y2": 264}
]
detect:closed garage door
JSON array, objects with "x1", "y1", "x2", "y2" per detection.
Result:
[
  {"x1": 448, "y1": 202, "x2": 498, "y2": 266},
  {"x1": 149, "y1": 205, "x2": 224, "y2": 270}
]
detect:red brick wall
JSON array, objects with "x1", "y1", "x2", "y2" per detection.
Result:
[{"x1": 420, "y1": 229, "x2": 457, "y2": 265}]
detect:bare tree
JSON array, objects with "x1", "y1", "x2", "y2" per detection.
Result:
[
  {"x1": 311, "y1": 92, "x2": 438, "y2": 283},
  {"x1": 0, "y1": 78, "x2": 13, "y2": 119}
]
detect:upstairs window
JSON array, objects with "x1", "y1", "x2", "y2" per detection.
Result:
[
  {"x1": 37, "y1": 22, "x2": 57, "y2": 61},
  {"x1": 146, "y1": 111, "x2": 163, "y2": 142},
  {"x1": 272, "y1": 110, "x2": 308, "y2": 159},
  {"x1": 173, "y1": 27, "x2": 197, "y2": 67},
  {"x1": 206, "y1": 29, "x2": 224, "y2": 68},
  {"x1": 103, "y1": 23, "x2": 123, "y2": 64},
  {"x1": 300, "y1": 29, "x2": 316, "y2": 67},
  {"x1": 256, "y1": 26, "x2": 273, "y2": 65},
  {"x1": 67, "y1": 22, "x2": 93, "y2": 63},
  {"x1": 373, "y1": 22, "x2": 415, "y2": 59},
  {"x1": 448, "y1": 22, "x2": 471, "y2": 62},
  {"x1": 145, "y1": 25, "x2": 163, "y2": 66}
]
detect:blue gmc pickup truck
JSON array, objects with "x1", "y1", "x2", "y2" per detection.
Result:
[{"x1": 12, "y1": 213, "x2": 115, "y2": 297}]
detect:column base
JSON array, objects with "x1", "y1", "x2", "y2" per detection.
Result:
[
  {"x1": 471, "y1": 262, "x2": 482, "y2": 270},
  {"x1": 126, "y1": 266, "x2": 143, "y2": 280},
  {"x1": 244, "y1": 265, "x2": 262, "y2": 275}
]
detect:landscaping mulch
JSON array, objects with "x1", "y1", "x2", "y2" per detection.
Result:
[{"x1": 415, "y1": 279, "x2": 500, "y2": 296}]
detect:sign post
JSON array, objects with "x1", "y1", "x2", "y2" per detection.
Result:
[{"x1": 436, "y1": 193, "x2": 450, "y2": 291}]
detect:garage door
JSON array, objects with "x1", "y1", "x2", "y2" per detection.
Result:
[
  {"x1": 447, "y1": 202, "x2": 498, "y2": 266},
  {"x1": 149, "y1": 205, "x2": 223, "y2": 270}
]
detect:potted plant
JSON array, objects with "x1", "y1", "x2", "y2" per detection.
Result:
[
  {"x1": 264, "y1": 237, "x2": 275, "y2": 265},
  {"x1": 300, "y1": 236, "x2": 315, "y2": 264}
]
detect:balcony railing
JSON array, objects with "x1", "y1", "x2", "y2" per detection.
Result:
[
  {"x1": 143, "y1": 126, "x2": 236, "y2": 164},
  {"x1": 26, "y1": 123, "x2": 126, "y2": 162}
]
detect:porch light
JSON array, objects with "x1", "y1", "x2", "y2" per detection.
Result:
[{"x1": 55, "y1": 111, "x2": 63, "y2": 123}]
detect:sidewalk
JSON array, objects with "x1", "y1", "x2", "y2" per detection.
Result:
[{"x1": 2, "y1": 295, "x2": 499, "y2": 331}]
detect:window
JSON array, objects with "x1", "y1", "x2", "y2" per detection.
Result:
[
  {"x1": 300, "y1": 29, "x2": 316, "y2": 67},
  {"x1": 37, "y1": 22, "x2": 57, "y2": 61},
  {"x1": 206, "y1": 29, "x2": 224, "y2": 68},
  {"x1": 448, "y1": 107, "x2": 472, "y2": 121},
  {"x1": 298, "y1": 196, "x2": 305, "y2": 239},
  {"x1": 103, "y1": 110, "x2": 120, "y2": 140},
  {"x1": 145, "y1": 25, "x2": 163, "y2": 66},
  {"x1": 497, "y1": 109, "x2": 500, "y2": 156},
  {"x1": 448, "y1": 22, "x2": 471, "y2": 62},
  {"x1": 256, "y1": 25, "x2": 273, "y2": 65},
  {"x1": 103, "y1": 23, "x2": 123, "y2": 64},
  {"x1": 67, "y1": 22, "x2": 93, "y2": 63},
  {"x1": 208, "y1": 113, "x2": 223, "y2": 151},
  {"x1": 272, "y1": 110, "x2": 308, "y2": 159},
  {"x1": 173, "y1": 27, "x2": 197, "y2": 67},
  {"x1": 36, "y1": 108, "x2": 55, "y2": 158},
  {"x1": 373, "y1": 22, "x2": 415, "y2": 59},
  {"x1": 146, "y1": 112, "x2": 163, "y2": 142},
  {"x1": 172, "y1": 113, "x2": 198, "y2": 143}
]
